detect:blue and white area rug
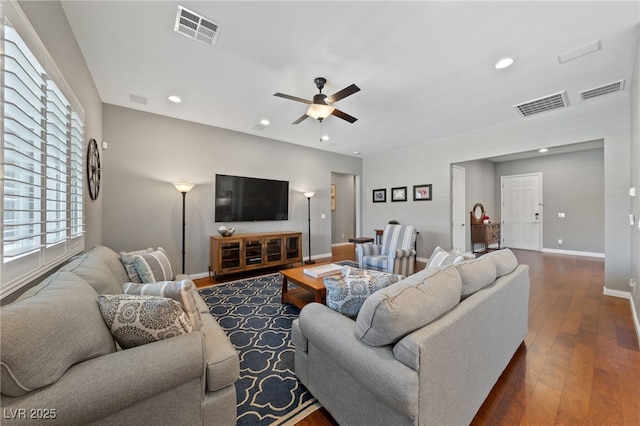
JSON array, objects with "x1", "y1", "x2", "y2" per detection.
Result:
[{"x1": 199, "y1": 272, "x2": 321, "y2": 425}]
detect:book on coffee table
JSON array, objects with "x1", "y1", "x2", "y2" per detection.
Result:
[{"x1": 303, "y1": 263, "x2": 343, "y2": 278}]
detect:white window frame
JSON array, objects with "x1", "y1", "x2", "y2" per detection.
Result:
[{"x1": 1, "y1": 1, "x2": 85, "y2": 299}]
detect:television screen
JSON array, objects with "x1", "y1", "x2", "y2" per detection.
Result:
[{"x1": 215, "y1": 174, "x2": 289, "y2": 222}]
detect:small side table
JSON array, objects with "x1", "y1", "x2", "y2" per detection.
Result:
[{"x1": 349, "y1": 237, "x2": 374, "y2": 244}]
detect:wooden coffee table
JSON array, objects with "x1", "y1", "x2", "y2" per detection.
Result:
[{"x1": 280, "y1": 264, "x2": 336, "y2": 309}]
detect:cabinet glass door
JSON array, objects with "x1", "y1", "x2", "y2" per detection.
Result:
[
  {"x1": 285, "y1": 236, "x2": 300, "y2": 260},
  {"x1": 220, "y1": 241, "x2": 241, "y2": 269},
  {"x1": 244, "y1": 239, "x2": 263, "y2": 266},
  {"x1": 266, "y1": 238, "x2": 282, "y2": 263}
]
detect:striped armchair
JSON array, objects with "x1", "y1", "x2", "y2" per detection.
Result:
[{"x1": 356, "y1": 224, "x2": 417, "y2": 275}]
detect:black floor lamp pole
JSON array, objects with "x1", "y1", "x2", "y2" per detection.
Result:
[
  {"x1": 173, "y1": 183, "x2": 195, "y2": 275},
  {"x1": 181, "y1": 191, "x2": 186, "y2": 274},
  {"x1": 304, "y1": 192, "x2": 315, "y2": 265}
]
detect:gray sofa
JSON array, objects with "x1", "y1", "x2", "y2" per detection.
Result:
[
  {"x1": 1, "y1": 246, "x2": 239, "y2": 425},
  {"x1": 292, "y1": 249, "x2": 529, "y2": 426}
]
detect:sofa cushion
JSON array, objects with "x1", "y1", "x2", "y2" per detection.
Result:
[
  {"x1": 426, "y1": 246, "x2": 465, "y2": 269},
  {"x1": 323, "y1": 271, "x2": 404, "y2": 319},
  {"x1": 485, "y1": 248, "x2": 518, "y2": 277},
  {"x1": 133, "y1": 248, "x2": 175, "y2": 283},
  {"x1": 200, "y1": 315, "x2": 241, "y2": 391},
  {"x1": 123, "y1": 280, "x2": 203, "y2": 330},
  {"x1": 455, "y1": 255, "x2": 498, "y2": 299},
  {"x1": 60, "y1": 250, "x2": 124, "y2": 294},
  {"x1": 0, "y1": 272, "x2": 116, "y2": 396},
  {"x1": 97, "y1": 294, "x2": 193, "y2": 349},
  {"x1": 355, "y1": 266, "x2": 462, "y2": 346},
  {"x1": 120, "y1": 247, "x2": 154, "y2": 283}
]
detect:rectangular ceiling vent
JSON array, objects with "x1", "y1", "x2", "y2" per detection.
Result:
[
  {"x1": 175, "y1": 5, "x2": 221, "y2": 46},
  {"x1": 580, "y1": 80, "x2": 625, "y2": 101},
  {"x1": 514, "y1": 91, "x2": 569, "y2": 117}
]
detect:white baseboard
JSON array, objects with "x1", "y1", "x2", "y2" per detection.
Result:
[
  {"x1": 332, "y1": 242, "x2": 354, "y2": 247},
  {"x1": 603, "y1": 287, "x2": 640, "y2": 347},
  {"x1": 188, "y1": 271, "x2": 210, "y2": 280},
  {"x1": 603, "y1": 286, "x2": 631, "y2": 299},
  {"x1": 541, "y1": 248, "x2": 604, "y2": 258}
]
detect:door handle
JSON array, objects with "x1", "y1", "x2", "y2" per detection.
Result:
[{"x1": 535, "y1": 213, "x2": 539, "y2": 220}]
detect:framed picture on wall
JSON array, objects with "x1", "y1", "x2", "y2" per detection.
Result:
[
  {"x1": 413, "y1": 184, "x2": 432, "y2": 201},
  {"x1": 391, "y1": 186, "x2": 407, "y2": 202},
  {"x1": 373, "y1": 188, "x2": 386, "y2": 203}
]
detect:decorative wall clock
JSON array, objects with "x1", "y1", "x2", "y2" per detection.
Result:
[{"x1": 86, "y1": 138, "x2": 101, "y2": 200}]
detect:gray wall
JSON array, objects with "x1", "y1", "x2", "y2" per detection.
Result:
[
  {"x1": 454, "y1": 159, "x2": 498, "y2": 253},
  {"x1": 362, "y1": 94, "x2": 630, "y2": 295},
  {"x1": 331, "y1": 173, "x2": 356, "y2": 244},
  {"x1": 102, "y1": 105, "x2": 362, "y2": 275},
  {"x1": 630, "y1": 29, "x2": 640, "y2": 336},
  {"x1": 19, "y1": 0, "x2": 103, "y2": 249},
  {"x1": 495, "y1": 148, "x2": 604, "y2": 254}
]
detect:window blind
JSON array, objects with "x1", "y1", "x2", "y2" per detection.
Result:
[{"x1": 1, "y1": 7, "x2": 85, "y2": 298}]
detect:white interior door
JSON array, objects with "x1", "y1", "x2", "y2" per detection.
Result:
[
  {"x1": 452, "y1": 165, "x2": 466, "y2": 252},
  {"x1": 501, "y1": 173, "x2": 542, "y2": 251}
]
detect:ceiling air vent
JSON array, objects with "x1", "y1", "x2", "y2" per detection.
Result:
[
  {"x1": 514, "y1": 91, "x2": 569, "y2": 117},
  {"x1": 580, "y1": 80, "x2": 625, "y2": 101},
  {"x1": 174, "y1": 5, "x2": 221, "y2": 46}
]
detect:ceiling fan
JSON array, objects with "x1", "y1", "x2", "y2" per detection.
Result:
[{"x1": 274, "y1": 77, "x2": 360, "y2": 124}]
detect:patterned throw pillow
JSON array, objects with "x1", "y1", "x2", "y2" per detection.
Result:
[
  {"x1": 133, "y1": 248, "x2": 175, "y2": 283},
  {"x1": 120, "y1": 248, "x2": 154, "y2": 283},
  {"x1": 123, "y1": 280, "x2": 202, "y2": 330},
  {"x1": 324, "y1": 271, "x2": 404, "y2": 319},
  {"x1": 426, "y1": 246, "x2": 465, "y2": 269},
  {"x1": 97, "y1": 294, "x2": 192, "y2": 349}
]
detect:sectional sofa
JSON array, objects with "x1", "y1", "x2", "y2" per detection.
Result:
[
  {"x1": 293, "y1": 249, "x2": 530, "y2": 426},
  {"x1": 1, "y1": 246, "x2": 239, "y2": 425}
]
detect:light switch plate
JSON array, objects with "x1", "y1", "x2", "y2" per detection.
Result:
[{"x1": 630, "y1": 187, "x2": 636, "y2": 197}]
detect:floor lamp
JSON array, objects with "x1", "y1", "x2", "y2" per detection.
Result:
[
  {"x1": 173, "y1": 183, "x2": 195, "y2": 274},
  {"x1": 304, "y1": 191, "x2": 315, "y2": 265}
]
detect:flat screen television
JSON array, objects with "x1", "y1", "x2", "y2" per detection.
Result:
[{"x1": 215, "y1": 174, "x2": 289, "y2": 222}]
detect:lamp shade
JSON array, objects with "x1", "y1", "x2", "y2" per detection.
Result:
[
  {"x1": 173, "y1": 182, "x2": 195, "y2": 193},
  {"x1": 306, "y1": 104, "x2": 335, "y2": 120},
  {"x1": 304, "y1": 191, "x2": 315, "y2": 198}
]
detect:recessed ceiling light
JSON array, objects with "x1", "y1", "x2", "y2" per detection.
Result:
[
  {"x1": 260, "y1": 119, "x2": 270, "y2": 126},
  {"x1": 495, "y1": 57, "x2": 514, "y2": 69},
  {"x1": 168, "y1": 95, "x2": 182, "y2": 103},
  {"x1": 354, "y1": 151, "x2": 360, "y2": 155},
  {"x1": 321, "y1": 135, "x2": 330, "y2": 142},
  {"x1": 539, "y1": 148, "x2": 549, "y2": 153}
]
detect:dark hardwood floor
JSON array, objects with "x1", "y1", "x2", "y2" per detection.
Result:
[{"x1": 195, "y1": 245, "x2": 640, "y2": 425}]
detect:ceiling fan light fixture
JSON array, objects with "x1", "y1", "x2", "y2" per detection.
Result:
[{"x1": 307, "y1": 103, "x2": 335, "y2": 120}]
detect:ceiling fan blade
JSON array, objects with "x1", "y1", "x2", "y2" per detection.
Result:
[
  {"x1": 331, "y1": 108, "x2": 358, "y2": 123},
  {"x1": 273, "y1": 92, "x2": 312, "y2": 104},
  {"x1": 327, "y1": 84, "x2": 360, "y2": 104},
  {"x1": 292, "y1": 114, "x2": 309, "y2": 125}
]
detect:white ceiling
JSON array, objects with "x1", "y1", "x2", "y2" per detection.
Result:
[{"x1": 60, "y1": 1, "x2": 639, "y2": 157}]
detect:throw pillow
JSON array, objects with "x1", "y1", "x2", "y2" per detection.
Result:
[
  {"x1": 133, "y1": 247, "x2": 175, "y2": 283},
  {"x1": 324, "y1": 271, "x2": 404, "y2": 319},
  {"x1": 120, "y1": 248, "x2": 154, "y2": 283},
  {"x1": 427, "y1": 246, "x2": 465, "y2": 269},
  {"x1": 0, "y1": 272, "x2": 116, "y2": 397},
  {"x1": 97, "y1": 294, "x2": 193, "y2": 349},
  {"x1": 455, "y1": 255, "x2": 498, "y2": 299},
  {"x1": 485, "y1": 248, "x2": 518, "y2": 277},
  {"x1": 123, "y1": 280, "x2": 203, "y2": 330},
  {"x1": 355, "y1": 266, "x2": 462, "y2": 346}
]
